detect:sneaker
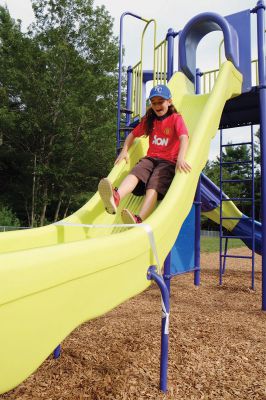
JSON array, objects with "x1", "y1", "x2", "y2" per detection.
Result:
[
  {"x1": 121, "y1": 209, "x2": 142, "y2": 224},
  {"x1": 98, "y1": 178, "x2": 120, "y2": 214}
]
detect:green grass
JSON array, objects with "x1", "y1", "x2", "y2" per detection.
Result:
[{"x1": 201, "y1": 236, "x2": 245, "y2": 253}]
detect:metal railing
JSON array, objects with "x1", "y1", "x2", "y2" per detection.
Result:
[
  {"x1": 201, "y1": 34, "x2": 262, "y2": 94},
  {"x1": 202, "y1": 68, "x2": 219, "y2": 94},
  {"x1": 131, "y1": 18, "x2": 157, "y2": 119},
  {"x1": 154, "y1": 38, "x2": 167, "y2": 85},
  {"x1": 201, "y1": 230, "x2": 219, "y2": 237},
  {"x1": 131, "y1": 61, "x2": 143, "y2": 119},
  {"x1": 0, "y1": 226, "x2": 29, "y2": 232}
]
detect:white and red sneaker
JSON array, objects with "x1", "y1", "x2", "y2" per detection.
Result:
[
  {"x1": 98, "y1": 178, "x2": 120, "y2": 214},
  {"x1": 121, "y1": 209, "x2": 142, "y2": 224}
]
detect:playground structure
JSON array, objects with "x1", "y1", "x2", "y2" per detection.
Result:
[{"x1": 0, "y1": 1, "x2": 265, "y2": 395}]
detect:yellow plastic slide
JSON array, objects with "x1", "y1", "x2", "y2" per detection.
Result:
[{"x1": 0, "y1": 61, "x2": 242, "y2": 394}]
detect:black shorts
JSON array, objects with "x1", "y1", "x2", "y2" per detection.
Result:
[{"x1": 130, "y1": 156, "x2": 176, "y2": 199}]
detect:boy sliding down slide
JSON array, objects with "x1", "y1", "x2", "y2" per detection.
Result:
[{"x1": 98, "y1": 84, "x2": 191, "y2": 224}]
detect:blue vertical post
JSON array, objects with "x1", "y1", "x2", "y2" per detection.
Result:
[
  {"x1": 53, "y1": 345, "x2": 61, "y2": 359},
  {"x1": 126, "y1": 66, "x2": 133, "y2": 127},
  {"x1": 156, "y1": 28, "x2": 176, "y2": 393},
  {"x1": 163, "y1": 252, "x2": 171, "y2": 294},
  {"x1": 147, "y1": 266, "x2": 170, "y2": 393},
  {"x1": 219, "y1": 128, "x2": 223, "y2": 286},
  {"x1": 166, "y1": 28, "x2": 174, "y2": 80},
  {"x1": 251, "y1": 125, "x2": 255, "y2": 289},
  {"x1": 222, "y1": 238, "x2": 229, "y2": 274},
  {"x1": 194, "y1": 68, "x2": 202, "y2": 286},
  {"x1": 151, "y1": 29, "x2": 177, "y2": 394},
  {"x1": 194, "y1": 181, "x2": 201, "y2": 286},
  {"x1": 255, "y1": 0, "x2": 266, "y2": 310}
]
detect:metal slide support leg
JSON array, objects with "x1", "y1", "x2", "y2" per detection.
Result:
[
  {"x1": 147, "y1": 266, "x2": 170, "y2": 393},
  {"x1": 194, "y1": 178, "x2": 201, "y2": 286},
  {"x1": 53, "y1": 345, "x2": 61, "y2": 359},
  {"x1": 222, "y1": 237, "x2": 229, "y2": 274},
  {"x1": 255, "y1": 0, "x2": 266, "y2": 310}
]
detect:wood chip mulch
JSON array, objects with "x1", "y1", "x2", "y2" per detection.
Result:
[{"x1": 1, "y1": 248, "x2": 265, "y2": 400}]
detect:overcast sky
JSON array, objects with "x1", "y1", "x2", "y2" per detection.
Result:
[{"x1": 0, "y1": 0, "x2": 260, "y2": 159}]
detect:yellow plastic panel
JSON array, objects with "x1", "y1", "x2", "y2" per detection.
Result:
[{"x1": 203, "y1": 202, "x2": 243, "y2": 231}]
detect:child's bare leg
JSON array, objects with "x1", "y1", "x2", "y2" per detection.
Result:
[
  {"x1": 139, "y1": 189, "x2": 158, "y2": 220},
  {"x1": 117, "y1": 174, "x2": 139, "y2": 200}
]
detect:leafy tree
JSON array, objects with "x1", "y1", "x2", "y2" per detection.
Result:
[
  {"x1": 0, "y1": 1, "x2": 119, "y2": 226},
  {"x1": 0, "y1": 204, "x2": 20, "y2": 227},
  {"x1": 203, "y1": 131, "x2": 261, "y2": 227}
]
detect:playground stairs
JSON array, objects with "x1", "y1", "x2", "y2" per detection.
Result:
[
  {"x1": 219, "y1": 126, "x2": 256, "y2": 289},
  {"x1": 117, "y1": 108, "x2": 134, "y2": 154}
]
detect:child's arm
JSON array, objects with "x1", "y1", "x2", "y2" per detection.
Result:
[
  {"x1": 114, "y1": 132, "x2": 135, "y2": 165},
  {"x1": 175, "y1": 135, "x2": 191, "y2": 173}
]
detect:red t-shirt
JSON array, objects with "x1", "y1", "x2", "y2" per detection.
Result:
[{"x1": 132, "y1": 113, "x2": 188, "y2": 164}]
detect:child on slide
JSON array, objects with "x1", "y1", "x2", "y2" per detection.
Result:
[{"x1": 98, "y1": 84, "x2": 191, "y2": 224}]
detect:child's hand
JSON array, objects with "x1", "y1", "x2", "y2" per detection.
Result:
[
  {"x1": 114, "y1": 150, "x2": 129, "y2": 165},
  {"x1": 175, "y1": 158, "x2": 191, "y2": 173}
]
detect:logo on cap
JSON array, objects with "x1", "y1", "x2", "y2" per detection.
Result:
[{"x1": 154, "y1": 86, "x2": 163, "y2": 93}]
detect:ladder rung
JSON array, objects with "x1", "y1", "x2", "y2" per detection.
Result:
[
  {"x1": 221, "y1": 254, "x2": 253, "y2": 260},
  {"x1": 120, "y1": 108, "x2": 133, "y2": 114},
  {"x1": 221, "y1": 179, "x2": 252, "y2": 183},
  {"x1": 119, "y1": 127, "x2": 134, "y2": 131},
  {"x1": 221, "y1": 141, "x2": 252, "y2": 147},
  {"x1": 221, "y1": 235, "x2": 253, "y2": 239},
  {"x1": 221, "y1": 217, "x2": 244, "y2": 220},
  {"x1": 222, "y1": 198, "x2": 252, "y2": 202},
  {"x1": 221, "y1": 161, "x2": 252, "y2": 166},
  {"x1": 221, "y1": 217, "x2": 254, "y2": 221}
]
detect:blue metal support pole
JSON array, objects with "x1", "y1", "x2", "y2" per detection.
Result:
[
  {"x1": 222, "y1": 238, "x2": 229, "y2": 274},
  {"x1": 195, "y1": 68, "x2": 202, "y2": 94},
  {"x1": 194, "y1": 181, "x2": 201, "y2": 286},
  {"x1": 219, "y1": 129, "x2": 223, "y2": 286},
  {"x1": 163, "y1": 252, "x2": 171, "y2": 294},
  {"x1": 126, "y1": 66, "x2": 133, "y2": 126},
  {"x1": 166, "y1": 28, "x2": 175, "y2": 80},
  {"x1": 53, "y1": 345, "x2": 61, "y2": 359},
  {"x1": 194, "y1": 68, "x2": 202, "y2": 286},
  {"x1": 251, "y1": 125, "x2": 256, "y2": 289},
  {"x1": 255, "y1": 0, "x2": 266, "y2": 310},
  {"x1": 147, "y1": 266, "x2": 170, "y2": 393}
]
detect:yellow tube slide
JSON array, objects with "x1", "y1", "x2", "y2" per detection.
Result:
[{"x1": 0, "y1": 61, "x2": 242, "y2": 394}]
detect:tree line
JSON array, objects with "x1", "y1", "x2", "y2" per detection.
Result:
[
  {"x1": 0, "y1": 0, "x2": 119, "y2": 227},
  {"x1": 202, "y1": 130, "x2": 261, "y2": 230}
]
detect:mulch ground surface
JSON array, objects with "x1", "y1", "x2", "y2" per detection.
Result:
[{"x1": 1, "y1": 248, "x2": 265, "y2": 400}]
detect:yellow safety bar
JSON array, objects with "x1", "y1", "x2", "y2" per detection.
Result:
[
  {"x1": 131, "y1": 18, "x2": 157, "y2": 119},
  {"x1": 154, "y1": 39, "x2": 168, "y2": 86},
  {"x1": 251, "y1": 59, "x2": 259, "y2": 86},
  {"x1": 202, "y1": 68, "x2": 219, "y2": 94}
]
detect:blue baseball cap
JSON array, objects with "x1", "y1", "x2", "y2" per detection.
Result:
[{"x1": 149, "y1": 84, "x2": 171, "y2": 100}]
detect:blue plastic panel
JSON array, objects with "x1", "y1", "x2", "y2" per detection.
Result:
[
  {"x1": 225, "y1": 10, "x2": 251, "y2": 92},
  {"x1": 170, "y1": 205, "x2": 195, "y2": 275}
]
